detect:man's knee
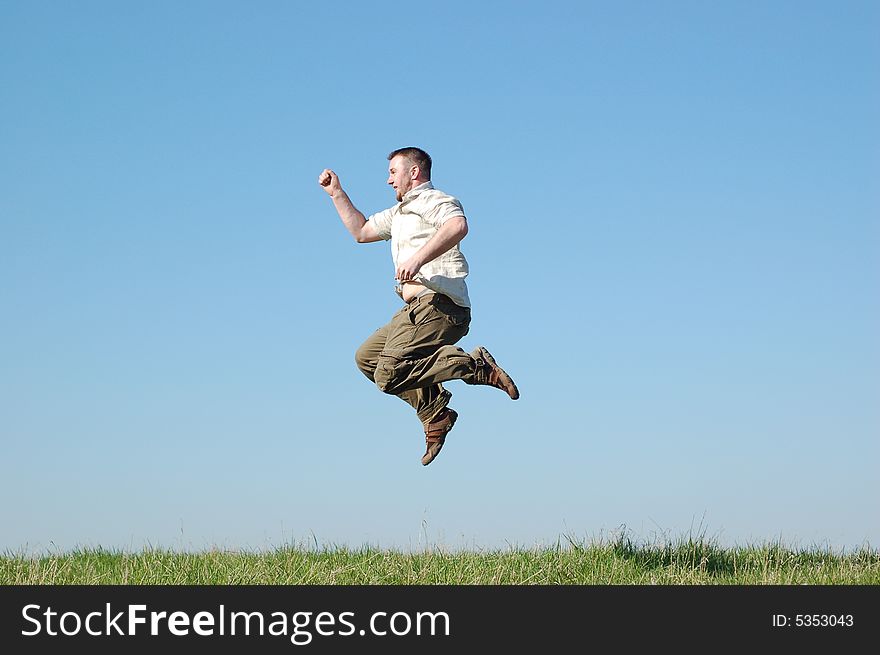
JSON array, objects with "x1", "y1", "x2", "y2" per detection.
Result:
[{"x1": 354, "y1": 345, "x2": 375, "y2": 379}]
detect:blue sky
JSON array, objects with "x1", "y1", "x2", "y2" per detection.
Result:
[{"x1": 2, "y1": 0, "x2": 877, "y2": 554}]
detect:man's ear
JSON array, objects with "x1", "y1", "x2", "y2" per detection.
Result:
[{"x1": 410, "y1": 165, "x2": 420, "y2": 181}]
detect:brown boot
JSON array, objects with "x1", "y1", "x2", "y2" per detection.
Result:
[
  {"x1": 470, "y1": 346, "x2": 520, "y2": 400},
  {"x1": 421, "y1": 408, "x2": 458, "y2": 466}
]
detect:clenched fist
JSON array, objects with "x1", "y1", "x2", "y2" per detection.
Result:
[{"x1": 318, "y1": 168, "x2": 342, "y2": 196}]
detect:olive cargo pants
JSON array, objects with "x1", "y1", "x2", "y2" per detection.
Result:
[{"x1": 355, "y1": 292, "x2": 476, "y2": 426}]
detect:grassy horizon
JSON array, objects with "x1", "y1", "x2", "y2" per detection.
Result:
[{"x1": 3, "y1": 535, "x2": 879, "y2": 584}]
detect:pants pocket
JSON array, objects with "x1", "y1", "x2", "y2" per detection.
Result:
[{"x1": 439, "y1": 302, "x2": 470, "y2": 328}]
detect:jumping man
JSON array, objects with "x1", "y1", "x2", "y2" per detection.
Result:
[{"x1": 318, "y1": 146, "x2": 519, "y2": 466}]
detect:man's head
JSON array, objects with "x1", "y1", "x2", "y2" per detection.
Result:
[{"x1": 387, "y1": 146, "x2": 432, "y2": 201}]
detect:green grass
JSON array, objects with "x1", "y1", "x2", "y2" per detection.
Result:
[{"x1": 3, "y1": 535, "x2": 879, "y2": 584}]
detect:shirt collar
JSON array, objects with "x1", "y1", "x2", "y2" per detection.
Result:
[{"x1": 402, "y1": 181, "x2": 433, "y2": 201}]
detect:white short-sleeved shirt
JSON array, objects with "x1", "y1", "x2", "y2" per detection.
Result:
[{"x1": 367, "y1": 182, "x2": 471, "y2": 308}]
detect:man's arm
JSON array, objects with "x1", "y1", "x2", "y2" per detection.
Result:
[
  {"x1": 395, "y1": 216, "x2": 468, "y2": 282},
  {"x1": 317, "y1": 168, "x2": 383, "y2": 243}
]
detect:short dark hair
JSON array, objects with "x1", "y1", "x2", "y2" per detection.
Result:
[{"x1": 387, "y1": 146, "x2": 432, "y2": 180}]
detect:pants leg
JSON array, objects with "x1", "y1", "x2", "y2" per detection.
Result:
[{"x1": 355, "y1": 294, "x2": 473, "y2": 425}]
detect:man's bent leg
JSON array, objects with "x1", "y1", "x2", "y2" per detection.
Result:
[
  {"x1": 373, "y1": 295, "x2": 472, "y2": 425},
  {"x1": 356, "y1": 307, "x2": 452, "y2": 423}
]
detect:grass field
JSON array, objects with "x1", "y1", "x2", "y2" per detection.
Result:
[{"x1": 3, "y1": 535, "x2": 878, "y2": 584}]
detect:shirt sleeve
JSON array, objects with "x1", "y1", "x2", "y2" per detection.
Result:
[
  {"x1": 426, "y1": 198, "x2": 466, "y2": 227},
  {"x1": 366, "y1": 207, "x2": 394, "y2": 240}
]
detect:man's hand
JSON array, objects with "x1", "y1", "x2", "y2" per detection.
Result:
[
  {"x1": 395, "y1": 255, "x2": 424, "y2": 283},
  {"x1": 318, "y1": 168, "x2": 341, "y2": 196}
]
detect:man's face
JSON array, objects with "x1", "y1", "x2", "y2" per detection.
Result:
[{"x1": 387, "y1": 155, "x2": 416, "y2": 201}]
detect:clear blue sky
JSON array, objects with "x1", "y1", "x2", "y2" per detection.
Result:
[{"x1": 2, "y1": 0, "x2": 877, "y2": 554}]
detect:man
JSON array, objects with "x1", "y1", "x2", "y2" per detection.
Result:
[{"x1": 317, "y1": 146, "x2": 519, "y2": 466}]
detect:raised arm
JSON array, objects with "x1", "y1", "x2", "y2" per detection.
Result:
[{"x1": 317, "y1": 168, "x2": 383, "y2": 243}]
